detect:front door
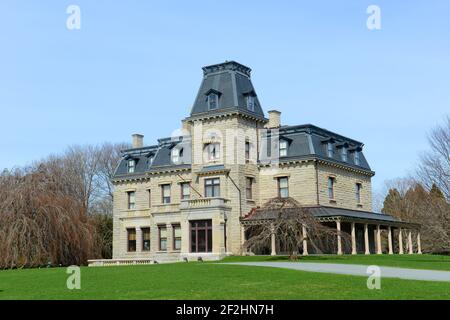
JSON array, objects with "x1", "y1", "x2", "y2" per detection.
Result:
[{"x1": 190, "y1": 220, "x2": 212, "y2": 253}]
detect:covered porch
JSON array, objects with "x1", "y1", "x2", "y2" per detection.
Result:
[{"x1": 241, "y1": 205, "x2": 421, "y2": 256}]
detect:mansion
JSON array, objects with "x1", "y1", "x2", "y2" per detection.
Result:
[{"x1": 91, "y1": 61, "x2": 421, "y2": 265}]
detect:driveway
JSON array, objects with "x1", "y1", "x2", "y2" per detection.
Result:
[{"x1": 223, "y1": 262, "x2": 450, "y2": 282}]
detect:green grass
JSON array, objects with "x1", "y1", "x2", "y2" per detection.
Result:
[
  {"x1": 0, "y1": 255, "x2": 450, "y2": 300},
  {"x1": 221, "y1": 254, "x2": 450, "y2": 271}
]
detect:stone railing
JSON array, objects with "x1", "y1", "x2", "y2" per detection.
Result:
[
  {"x1": 88, "y1": 258, "x2": 154, "y2": 267},
  {"x1": 180, "y1": 197, "x2": 230, "y2": 209}
]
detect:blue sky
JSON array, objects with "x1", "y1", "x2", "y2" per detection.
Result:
[{"x1": 1, "y1": 1, "x2": 449, "y2": 197}]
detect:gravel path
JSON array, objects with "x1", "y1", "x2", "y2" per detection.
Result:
[{"x1": 223, "y1": 262, "x2": 450, "y2": 282}]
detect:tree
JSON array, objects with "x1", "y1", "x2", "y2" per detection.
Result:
[
  {"x1": 244, "y1": 197, "x2": 351, "y2": 258},
  {"x1": 0, "y1": 142, "x2": 127, "y2": 268},
  {"x1": 418, "y1": 116, "x2": 450, "y2": 201},
  {"x1": 430, "y1": 183, "x2": 445, "y2": 201},
  {"x1": 381, "y1": 188, "x2": 403, "y2": 216}
]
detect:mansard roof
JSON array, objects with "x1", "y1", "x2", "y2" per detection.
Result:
[
  {"x1": 188, "y1": 61, "x2": 266, "y2": 120},
  {"x1": 262, "y1": 124, "x2": 372, "y2": 172},
  {"x1": 114, "y1": 136, "x2": 191, "y2": 177}
]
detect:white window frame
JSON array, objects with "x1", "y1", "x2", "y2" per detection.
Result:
[
  {"x1": 279, "y1": 140, "x2": 288, "y2": 157},
  {"x1": 128, "y1": 159, "x2": 135, "y2": 173}
]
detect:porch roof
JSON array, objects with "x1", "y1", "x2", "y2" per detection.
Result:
[{"x1": 241, "y1": 205, "x2": 418, "y2": 228}]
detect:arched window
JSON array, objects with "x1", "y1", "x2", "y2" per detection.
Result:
[{"x1": 205, "y1": 143, "x2": 220, "y2": 162}]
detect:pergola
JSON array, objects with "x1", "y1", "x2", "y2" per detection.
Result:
[{"x1": 241, "y1": 205, "x2": 421, "y2": 256}]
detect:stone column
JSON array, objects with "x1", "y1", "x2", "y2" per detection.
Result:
[
  {"x1": 166, "y1": 224, "x2": 173, "y2": 252},
  {"x1": 302, "y1": 224, "x2": 308, "y2": 256},
  {"x1": 135, "y1": 227, "x2": 142, "y2": 254},
  {"x1": 398, "y1": 228, "x2": 404, "y2": 254},
  {"x1": 336, "y1": 220, "x2": 343, "y2": 255},
  {"x1": 376, "y1": 225, "x2": 382, "y2": 254},
  {"x1": 241, "y1": 225, "x2": 247, "y2": 254},
  {"x1": 364, "y1": 223, "x2": 370, "y2": 255},
  {"x1": 387, "y1": 226, "x2": 393, "y2": 255},
  {"x1": 417, "y1": 231, "x2": 422, "y2": 254},
  {"x1": 351, "y1": 222, "x2": 357, "y2": 255},
  {"x1": 408, "y1": 230, "x2": 413, "y2": 254},
  {"x1": 270, "y1": 223, "x2": 276, "y2": 256}
]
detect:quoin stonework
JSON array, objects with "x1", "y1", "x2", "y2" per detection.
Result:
[{"x1": 89, "y1": 61, "x2": 421, "y2": 266}]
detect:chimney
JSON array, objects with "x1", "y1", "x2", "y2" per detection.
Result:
[
  {"x1": 267, "y1": 110, "x2": 281, "y2": 128},
  {"x1": 132, "y1": 134, "x2": 144, "y2": 148}
]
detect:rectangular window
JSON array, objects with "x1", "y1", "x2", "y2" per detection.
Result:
[
  {"x1": 127, "y1": 191, "x2": 136, "y2": 210},
  {"x1": 161, "y1": 184, "x2": 171, "y2": 204},
  {"x1": 208, "y1": 93, "x2": 218, "y2": 110},
  {"x1": 181, "y1": 182, "x2": 190, "y2": 200},
  {"x1": 190, "y1": 220, "x2": 212, "y2": 253},
  {"x1": 172, "y1": 148, "x2": 179, "y2": 163},
  {"x1": 246, "y1": 177, "x2": 253, "y2": 199},
  {"x1": 279, "y1": 140, "x2": 288, "y2": 157},
  {"x1": 245, "y1": 141, "x2": 251, "y2": 163},
  {"x1": 278, "y1": 177, "x2": 289, "y2": 198},
  {"x1": 328, "y1": 177, "x2": 335, "y2": 199},
  {"x1": 173, "y1": 224, "x2": 181, "y2": 250},
  {"x1": 127, "y1": 228, "x2": 136, "y2": 252},
  {"x1": 142, "y1": 227, "x2": 150, "y2": 251},
  {"x1": 327, "y1": 142, "x2": 334, "y2": 158},
  {"x1": 354, "y1": 151, "x2": 360, "y2": 166},
  {"x1": 128, "y1": 159, "x2": 135, "y2": 173},
  {"x1": 341, "y1": 147, "x2": 348, "y2": 162},
  {"x1": 356, "y1": 183, "x2": 362, "y2": 204},
  {"x1": 159, "y1": 225, "x2": 167, "y2": 251},
  {"x1": 205, "y1": 178, "x2": 220, "y2": 197},
  {"x1": 246, "y1": 95, "x2": 255, "y2": 111}
]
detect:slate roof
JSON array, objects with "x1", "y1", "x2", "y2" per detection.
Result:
[
  {"x1": 188, "y1": 61, "x2": 266, "y2": 120},
  {"x1": 113, "y1": 61, "x2": 374, "y2": 178},
  {"x1": 242, "y1": 205, "x2": 410, "y2": 225},
  {"x1": 114, "y1": 136, "x2": 191, "y2": 177},
  {"x1": 273, "y1": 124, "x2": 372, "y2": 171}
]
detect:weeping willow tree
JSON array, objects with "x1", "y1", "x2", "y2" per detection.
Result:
[
  {"x1": 244, "y1": 197, "x2": 351, "y2": 258},
  {"x1": 0, "y1": 166, "x2": 99, "y2": 269}
]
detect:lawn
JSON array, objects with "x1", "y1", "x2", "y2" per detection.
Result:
[
  {"x1": 0, "y1": 255, "x2": 449, "y2": 300},
  {"x1": 221, "y1": 254, "x2": 450, "y2": 271}
]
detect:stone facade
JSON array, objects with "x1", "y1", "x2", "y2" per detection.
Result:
[{"x1": 111, "y1": 61, "x2": 379, "y2": 262}]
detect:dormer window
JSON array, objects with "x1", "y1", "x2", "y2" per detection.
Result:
[
  {"x1": 172, "y1": 147, "x2": 183, "y2": 164},
  {"x1": 279, "y1": 140, "x2": 288, "y2": 157},
  {"x1": 128, "y1": 159, "x2": 135, "y2": 173},
  {"x1": 354, "y1": 151, "x2": 360, "y2": 166},
  {"x1": 207, "y1": 93, "x2": 218, "y2": 110},
  {"x1": 327, "y1": 142, "x2": 334, "y2": 158},
  {"x1": 246, "y1": 95, "x2": 255, "y2": 111},
  {"x1": 341, "y1": 147, "x2": 348, "y2": 162}
]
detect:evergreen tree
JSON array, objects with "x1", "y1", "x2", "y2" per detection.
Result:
[
  {"x1": 430, "y1": 183, "x2": 445, "y2": 201},
  {"x1": 381, "y1": 188, "x2": 403, "y2": 215}
]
